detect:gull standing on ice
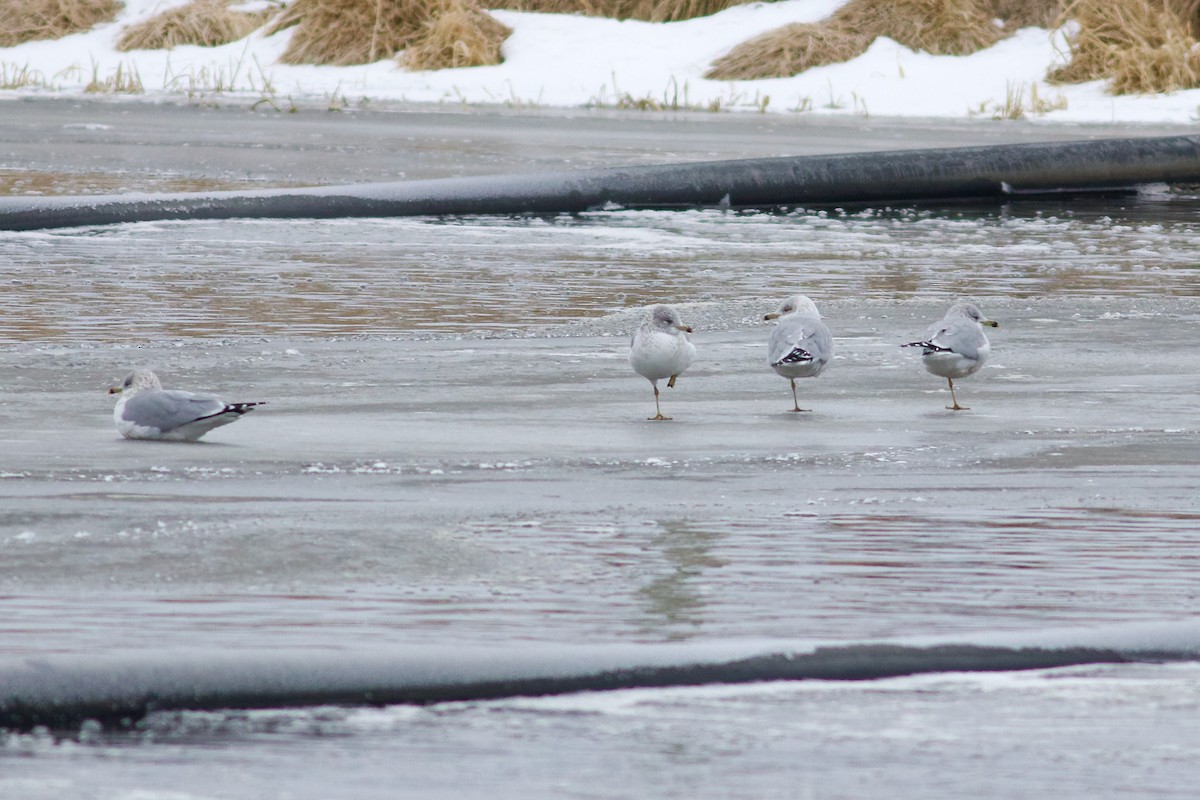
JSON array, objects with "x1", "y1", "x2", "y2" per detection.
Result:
[
  {"x1": 902, "y1": 301, "x2": 998, "y2": 411},
  {"x1": 109, "y1": 368, "x2": 264, "y2": 441},
  {"x1": 629, "y1": 304, "x2": 695, "y2": 421},
  {"x1": 765, "y1": 294, "x2": 833, "y2": 412}
]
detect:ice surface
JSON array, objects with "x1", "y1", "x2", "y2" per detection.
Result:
[{"x1": 3, "y1": 106, "x2": 1200, "y2": 799}]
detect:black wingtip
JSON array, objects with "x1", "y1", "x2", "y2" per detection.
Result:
[
  {"x1": 773, "y1": 347, "x2": 813, "y2": 367},
  {"x1": 901, "y1": 340, "x2": 950, "y2": 353},
  {"x1": 227, "y1": 401, "x2": 266, "y2": 415}
]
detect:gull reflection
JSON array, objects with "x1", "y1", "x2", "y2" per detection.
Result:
[{"x1": 637, "y1": 519, "x2": 727, "y2": 639}]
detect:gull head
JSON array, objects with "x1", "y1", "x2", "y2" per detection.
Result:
[
  {"x1": 649, "y1": 304, "x2": 693, "y2": 334},
  {"x1": 948, "y1": 301, "x2": 998, "y2": 328},
  {"x1": 109, "y1": 368, "x2": 163, "y2": 396},
  {"x1": 765, "y1": 294, "x2": 820, "y2": 321}
]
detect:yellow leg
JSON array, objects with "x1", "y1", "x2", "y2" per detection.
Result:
[
  {"x1": 788, "y1": 379, "x2": 809, "y2": 412},
  {"x1": 667, "y1": 374, "x2": 678, "y2": 388},
  {"x1": 946, "y1": 378, "x2": 968, "y2": 411},
  {"x1": 650, "y1": 384, "x2": 670, "y2": 421}
]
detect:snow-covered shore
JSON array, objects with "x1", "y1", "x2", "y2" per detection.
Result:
[{"x1": 2, "y1": 0, "x2": 1199, "y2": 124}]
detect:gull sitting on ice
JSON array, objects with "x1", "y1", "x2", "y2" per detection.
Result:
[
  {"x1": 109, "y1": 368, "x2": 264, "y2": 441},
  {"x1": 629, "y1": 304, "x2": 696, "y2": 421},
  {"x1": 902, "y1": 301, "x2": 999, "y2": 411},
  {"x1": 765, "y1": 294, "x2": 833, "y2": 412}
]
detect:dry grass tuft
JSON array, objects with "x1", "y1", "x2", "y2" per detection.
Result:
[
  {"x1": 1049, "y1": 0, "x2": 1200, "y2": 94},
  {"x1": 640, "y1": 0, "x2": 747, "y2": 21},
  {"x1": 116, "y1": 0, "x2": 273, "y2": 50},
  {"x1": 707, "y1": 0, "x2": 1002, "y2": 80},
  {"x1": 269, "y1": 0, "x2": 435, "y2": 65},
  {"x1": 0, "y1": 0, "x2": 123, "y2": 47},
  {"x1": 985, "y1": 0, "x2": 1069, "y2": 30},
  {"x1": 839, "y1": 0, "x2": 1005, "y2": 55},
  {"x1": 487, "y1": 0, "x2": 744, "y2": 23},
  {"x1": 85, "y1": 59, "x2": 143, "y2": 93},
  {"x1": 706, "y1": 23, "x2": 869, "y2": 81},
  {"x1": 402, "y1": 0, "x2": 511, "y2": 70},
  {"x1": 0, "y1": 63, "x2": 56, "y2": 90},
  {"x1": 977, "y1": 79, "x2": 1068, "y2": 118},
  {"x1": 709, "y1": 0, "x2": 1200, "y2": 93},
  {"x1": 266, "y1": 0, "x2": 512, "y2": 69}
]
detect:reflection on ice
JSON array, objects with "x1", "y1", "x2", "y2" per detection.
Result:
[
  {"x1": 3, "y1": 200, "x2": 1200, "y2": 343},
  {"x1": 5, "y1": 502, "x2": 1197, "y2": 651}
]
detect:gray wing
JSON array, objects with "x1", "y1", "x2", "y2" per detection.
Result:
[
  {"x1": 630, "y1": 319, "x2": 650, "y2": 349},
  {"x1": 121, "y1": 389, "x2": 226, "y2": 432},
  {"x1": 928, "y1": 318, "x2": 986, "y2": 359},
  {"x1": 769, "y1": 314, "x2": 832, "y2": 366}
]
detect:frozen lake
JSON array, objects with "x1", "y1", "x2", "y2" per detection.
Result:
[{"x1": 2, "y1": 102, "x2": 1199, "y2": 798}]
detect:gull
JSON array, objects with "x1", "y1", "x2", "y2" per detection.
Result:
[
  {"x1": 629, "y1": 304, "x2": 695, "y2": 421},
  {"x1": 902, "y1": 301, "x2": 999, "y2": 411},
  {"x1": 765, "y1": 294, "x2": 833, "y2": 412},
  {"x1": 109, "y1": 368, "x2": 264, "y2": 441}
]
